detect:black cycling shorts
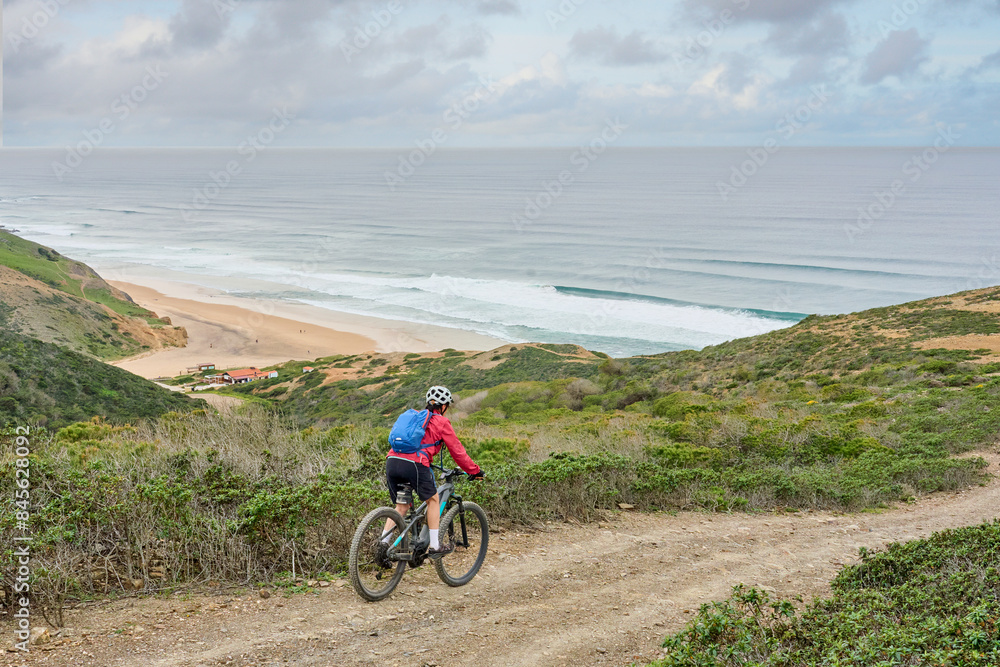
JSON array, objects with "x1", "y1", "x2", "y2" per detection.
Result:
[{"x1": 386, "y1": 457, "x2": 437, "y2": 504}]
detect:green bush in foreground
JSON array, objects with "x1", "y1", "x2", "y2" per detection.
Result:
[{"x1": 652, "y1": 520, "x2": 1000, "y2": 667}]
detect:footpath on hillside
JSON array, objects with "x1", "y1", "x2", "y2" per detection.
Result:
[{"x1": 6, "y1": 449, "x2": 999, "y2": 667}]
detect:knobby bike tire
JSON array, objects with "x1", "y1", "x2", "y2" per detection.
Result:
[
  {"x1": 434, "y1": 501, "x2": 489, "y2": 587},
  {"x1": 348, "y1": 507, "x2": 407, "y2": 601}
]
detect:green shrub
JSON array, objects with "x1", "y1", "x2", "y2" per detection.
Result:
[
  {"x1": 650, "y1": 420, "x2": 697, "y2": 443},
  {"x1": 463, "y1": 437, "x2": 530, "y2": 467},
  {"x1": 652, "y1": 393, "x2": 709, "y2": 420},
  {"x1": 645, "y1": 443, "x2": 723, "y2": 469},
  {"x1": 653, "y1": 521, "x2": 1000, "y2": 667},
  {"x1": 918, "y1": 359, "x2": 959, "y2": 375}
]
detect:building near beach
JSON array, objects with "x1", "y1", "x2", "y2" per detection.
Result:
[
  {"x1": 185, "y1": 362, "x2": 217, "y2": 373},
  {"x1": 222, "y1": 367, "x2": 278, "y2": 384}
]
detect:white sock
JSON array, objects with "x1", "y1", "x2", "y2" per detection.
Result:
[
  {"x1": 380, "y1": 530, "x2": 392, "y2": 544},
  {"x1": 430, "y1": 529, "x2": 439, "y2": 549}
]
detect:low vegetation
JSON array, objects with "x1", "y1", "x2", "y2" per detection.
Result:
[
  {"x1": 0, "y1": 328, "x2": 200, "y2": 427},
  {"x1": 2, "y1": 285, "x2": 1000, "y2": 632},
  {"x1": 652, "y1": 520, "x2": 1000, "y2": 666}
]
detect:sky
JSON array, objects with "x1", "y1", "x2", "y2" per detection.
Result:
[{"x1": 3, "y1": 0, "x2": 1000, "y2": 147}]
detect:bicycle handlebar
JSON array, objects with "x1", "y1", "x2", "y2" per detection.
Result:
[
  {"x1": 431, "y1": 449, "x2": 483, "y2": 481},
  {"x1": 430, "y1": 464, "x2": 471, "y2": 482}
]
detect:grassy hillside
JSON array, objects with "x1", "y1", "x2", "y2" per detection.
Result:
[
  {"x1": 197, "y1": 287, "x2": 1000, "y2": 512},
  {"x1": 0, "y1": 230, "x2": 186, "y2": 359},
  {"x1": 3, "y1": 286, "x2": 999, "y2": 614},
  {"x1": 207, "y1": 343, "x2": 607, "y2": 426},
  {"x1": 207, "y1": 287, "x2": 1000, "y2": 428},
  {"x1": 0, "y1": 327, "x2": 202, "y2": 428},
  {"x1": 653, "y1": 520, "x2": 1000, "y2": 666}
]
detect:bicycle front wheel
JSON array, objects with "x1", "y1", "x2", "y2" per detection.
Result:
[
  {"x1": 349, "y1": 507, "x2": 407, "y2": 602},
  {"x1": 434, "y1": 501, "x2": 489, "y2": 587}
]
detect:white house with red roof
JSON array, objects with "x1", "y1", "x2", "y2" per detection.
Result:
[{"x1": 222, "y1": 367, "x2": 278, "y2": 384}]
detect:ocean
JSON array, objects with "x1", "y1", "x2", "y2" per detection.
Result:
[{"x1": 1, "y1": 147, "x2": 998, "y2": 357}]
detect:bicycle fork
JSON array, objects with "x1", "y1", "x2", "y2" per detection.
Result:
[{"x1": 454, "y1": 499, "x2": 470, "y2": 549}]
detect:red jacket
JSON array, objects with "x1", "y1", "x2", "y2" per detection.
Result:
[{"x1": 387, "y1": 411, "x2": 481, "y2": 475}]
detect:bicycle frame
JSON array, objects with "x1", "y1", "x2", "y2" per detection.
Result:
[{"x1": 387, "y1": 453, "x2": 470, "y2": 560}]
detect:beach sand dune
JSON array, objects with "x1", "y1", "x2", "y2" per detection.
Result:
[{"x1": 109, "y1": 281, "x2": 504, "y2": 379}]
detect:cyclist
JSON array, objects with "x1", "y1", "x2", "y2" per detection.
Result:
[{"x1": 383, "y1": 385, "x2": 484, "y2": 558}]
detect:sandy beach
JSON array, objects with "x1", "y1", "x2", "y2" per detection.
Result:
[{"x1": 110, "y1": 279, "x2": 505, "y2": 379}]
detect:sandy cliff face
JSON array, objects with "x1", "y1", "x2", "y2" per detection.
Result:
[{"x1": 0, "y1": 264, "x2": 187, "y2": 360}]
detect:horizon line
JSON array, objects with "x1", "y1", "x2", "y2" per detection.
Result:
[{"x1": 1, "y1": 145, "x2": 998, "y2": 151}]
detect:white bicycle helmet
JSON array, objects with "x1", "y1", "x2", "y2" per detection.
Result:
[{"x1": 426, "y1": 385, "x2": 453, "y2": 406}]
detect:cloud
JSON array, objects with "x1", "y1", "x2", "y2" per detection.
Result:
[
  {"x1": 762, "y1": 12, "x2": 850, "y2": 86},
  {"x1": 861, "y1": 29, "x2": 930, "y2": 84},
  {"x1": 2, "y1": 0, "x2": 66, "y2": 76},
  {"x1": 462, "y1": 0, "x2": 520, "y2": 15},
  {"x1": 934, "y1": 0, "x2": 1000, "y2": 15},
  {"x1": 715, "y1": 53, "x2": 763, "y2": 95},
  {"x1": 682, "y1": 0, "x2": 852, "y2": 25},
  {"x1": 385, "y1": 20, "x2": 493, "y2": 60},
  {"x1": 974, "y1": 48, "x2": 1000, "y2": 72},
  {"x1": 685, "y1": 60, "x2": 771, "y2": 111},
  {"x1": 168, "y1": 0, "x2": 230, "y2": 52},
  {"x1": 569, "y1": 27, "x2": 665, "y2": 66},
  {"x1": 767, "y1": 12, "x2": 849, "y2": 56},
  {"x1": 2, "y1": 0, "x2": 506, "y2": 144},
  {"x1": 5, "y1": 0, "x2": 1000, "y2": 147},
  {"x1": 4, "y1": 35, "x2": 62, "y2": 79},
  {"x1": 246, "y1": 0, "x2": 346, "y2": 45},
  {"x1": 449, "y1": 26, "x2": 493, "y2": 59}
]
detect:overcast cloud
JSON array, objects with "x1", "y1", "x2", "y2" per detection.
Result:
[
  {"x1": 3, "y1": 0, "x2": 999, "y2": 146},
  {"x1": 861, "y1": 29, "x2": 931, "y2": 84},
  {"x1": 569, "y1": 27, "x2": 666, "y2": 66}
]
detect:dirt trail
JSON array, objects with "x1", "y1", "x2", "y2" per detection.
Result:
[{"x1": 8, "y1": 448, "x2": 1000, "y2": 667}]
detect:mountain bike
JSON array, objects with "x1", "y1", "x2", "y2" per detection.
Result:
[{"x1": 348, "y1": 453, "x2": 489, "y2": 602}]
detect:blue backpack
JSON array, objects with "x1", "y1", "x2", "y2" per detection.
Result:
[{"x1": 388, "y1": 409, "x2": 433, "y2": 454}]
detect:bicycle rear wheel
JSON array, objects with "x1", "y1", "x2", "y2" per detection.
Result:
[
  {"x1": 349, "y1": 507, "x2": 407, "y2": 601},
  {"x1": 434, "y1": 502, "x2": 489, "y2": 587}
]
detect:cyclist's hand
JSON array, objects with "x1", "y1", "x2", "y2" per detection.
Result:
[{"x1": 469, "y1": 470, "x2": 485, "y2": 481}]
